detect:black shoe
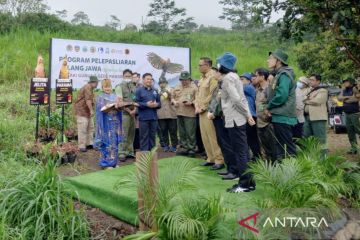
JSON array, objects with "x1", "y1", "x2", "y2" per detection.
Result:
[
  {"x1": 177, "y1": 151, "x2": 189, "y2": 156},
  {"x1": 222, "y1": 173, "x2": 239, "y2": 180},
  {"x1": 188, "y1": 151, "x2": 196, "y2": 158},
  {"x1": 217, "y1": 171, "x2": 229, "y2": 176},
  {"x1": 86, "y1": 145, "x2": 94, "y2": 150},
  {"x1": 347, "y1": 150, "x2": 358, "y2": 155},
  {"x1": 80, "y1": 148, "x2": 87, "y2": 152},
  {"x1": 201, "y1": 162, "x2": 215, "y2": 167},
  {"x1": 126, "y1": 154, "x2": 135, "y2": 159},
  {"x1": 211, "y1": 164, "x2": 225, "y2": 170}
]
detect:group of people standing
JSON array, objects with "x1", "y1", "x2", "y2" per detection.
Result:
[{"x1": 73, "y1": 49, "x2": 360, "y2": 193}]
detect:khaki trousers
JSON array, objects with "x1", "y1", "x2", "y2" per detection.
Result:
[
  {"x1": 77, "y1": 116, "x2": 94, "y2": 149},
  {"x1": 199, "y1": 112, "x2": 224, "y2": 164},
  {"x1": 119, "y1": 113, "x2": 135, "y2": 156}
]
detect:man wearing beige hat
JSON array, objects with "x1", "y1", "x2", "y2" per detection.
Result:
[
  {"x1": 74, "y1": 76, "x2": 99, "y2": 152},
  {"x1": 195, "y1": 57, "x2": 224, "y2": 170}
]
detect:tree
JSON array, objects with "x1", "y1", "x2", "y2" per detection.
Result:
[
  {"x1": 295, "y1": 32, "x2": 356, "y2": 85},
  {"x1": 219, "y1": 0, "x2": 268, "y2": 31},
  {"x1": 143, "y1": 20, "x2": 167, "y2": 34},
  {"x1": 171, "y1": 17, "x2": 198, "y2": 32},
  {"x1": 230, "y1": 0, "x2": 360, "y2": 71},
  {"x1": 0, "y1": 0, "x2": 48, "y2": 16},
  {"x1": 124, "y1": 23, "x2": 137, "y2": 32},
  {"x1": 146, "y1": 0, "x2": 196, "y2": 33},
  {"x1": 105, "y1": 15, "x2": 121, "y2": 30},
  {"x1": 55, "y1": 9, "x2": 67, "y2": 19},
  {"x1": 71, "y1": 11, "x2": 90, "y2": 25}
]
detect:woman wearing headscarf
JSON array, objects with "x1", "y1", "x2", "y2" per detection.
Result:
[{"x1": 95, "y1": 79, "x2": 123, "y2": 169}]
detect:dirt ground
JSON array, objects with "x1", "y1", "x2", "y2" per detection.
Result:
[{"x1": 58, "y1": 131, "x2": 358, "y2": 240}]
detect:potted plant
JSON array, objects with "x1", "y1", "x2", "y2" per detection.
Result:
[
  {"x1": 24, "y1": 141, "x2": 43, "y2": 158},
  {"x1": 55, "y1": 142, "x2": 79, "y2": 164},
  {"x1": 64, "y1": 128, "x2": 77, "y2": 141},
  {"x1": 38, "y1": 127, "x2": 57, "y2": 142}
]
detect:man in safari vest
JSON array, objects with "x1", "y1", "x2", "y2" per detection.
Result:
[
  {"x1": 265, "y1": 49, "x2": 297, "y2": 160},
  {"x1": 303, "y1": 74, "x2": 329, "y2": 157},
  {"x1": 115, "y1": 69, "x2": 137, "y2": 161}
]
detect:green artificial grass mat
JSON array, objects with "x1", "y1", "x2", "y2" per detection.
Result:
[{"x1": 64, "y1": 157, "x2": 265, "y2": 226}]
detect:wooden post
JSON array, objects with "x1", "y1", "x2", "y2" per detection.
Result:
[{"x1": 136, "y1": 151, "x2": 158, "y2": 231}]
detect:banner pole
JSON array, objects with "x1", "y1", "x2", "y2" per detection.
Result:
[
  {"x1": 61, "y1": 104, "x2": 65, "y2": 143},
  {"x1": 48, "y1": 38, "x2": 53, "y2": 137},
  {"x1": 35, "y1": 104, "x2": 40, "y2": 141}
]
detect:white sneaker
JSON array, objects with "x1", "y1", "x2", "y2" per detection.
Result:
[{"x1": 228, "y1": 185, "x2": 251, "y2": 193}]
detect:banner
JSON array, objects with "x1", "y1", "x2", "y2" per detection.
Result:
[
  {"x1": 56, "y1": 79, "x2": 73, "y2": 104},
  {"x1": 50, "y1": 38, "x2": 191, "y2": 89},
  {"x1": 30, "y1": 78, "x2": 49, "y2": 105}
]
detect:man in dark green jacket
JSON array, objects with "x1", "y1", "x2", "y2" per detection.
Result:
[{"x1": 265, "y1": 49, "x2": 297, "y2": 160}]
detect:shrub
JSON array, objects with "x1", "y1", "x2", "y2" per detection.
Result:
[{"x1": 0, "y1": 161, "x2": 89, "y2": 239}]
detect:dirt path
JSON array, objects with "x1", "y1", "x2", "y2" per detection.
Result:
[{"x1": 58, "y1": 131, "x2": 358, "y2": 239}]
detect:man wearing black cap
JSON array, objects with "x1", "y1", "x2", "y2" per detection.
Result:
[
  {"x1": 266, "y1": 49, "x2": 297, "y2": 160},
  {"x1": 338, "y1": 77, "x2": 360, "y2": 154}
]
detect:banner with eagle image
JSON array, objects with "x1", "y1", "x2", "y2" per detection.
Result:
[{"x1": 50, "y1": 38, "x2": 190, "y2": 89}]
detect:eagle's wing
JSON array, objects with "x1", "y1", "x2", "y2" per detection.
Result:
[
  {"x1": 147, "y1": 52, "x2": 164, "y2": 70},
  {"x1": 166, "y1": 62, "x2": 184, "y2": 74}
]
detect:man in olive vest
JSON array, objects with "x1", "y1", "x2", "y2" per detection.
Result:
[
  {"x1": 265, "y1": 49, "x2": 297, "y2": 160},
  {"x1": 115, "y1": 69, "x2": 137, "y2": 161}
]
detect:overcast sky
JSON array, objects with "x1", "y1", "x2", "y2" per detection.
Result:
[{"x1": 46, "y1": 0, "x2": 239, "y2": 28}]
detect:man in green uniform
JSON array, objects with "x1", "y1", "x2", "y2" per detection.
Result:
[
  {"x1": 115, "y1": 69, "x2": 137, "y2": 161},
  {"x1": 265, "y1": 49, "x2": 297, "y2": 160}
]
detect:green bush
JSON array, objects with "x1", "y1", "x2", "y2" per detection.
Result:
[{"x1": 0, "y1": 161, "x2": 89, "y2": 240}]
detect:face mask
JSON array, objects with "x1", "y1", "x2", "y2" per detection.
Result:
[
  {"x1": 124, "y1": 78, "x2": 131, "y2": 83},
  {"x1": 297, "y1": 82, "x2": 304, "y2": 89}
]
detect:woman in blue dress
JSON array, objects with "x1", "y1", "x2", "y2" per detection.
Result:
[{"x1": 95, "y1": 79, "x2": 123, "y2": 169}]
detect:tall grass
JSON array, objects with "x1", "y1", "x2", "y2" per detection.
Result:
[{"x1": 0, "y1": 160, "x2": 89, "y2": 239}]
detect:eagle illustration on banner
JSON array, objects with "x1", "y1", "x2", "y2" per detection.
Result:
[{"x1": 146, "y1": 52, "x2": 184, "y2": 80}]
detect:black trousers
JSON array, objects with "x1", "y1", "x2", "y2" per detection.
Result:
[
  {"x1": 258, "y1": 124, "x2": 277, "y2": 162},
  {"x1": 273, "y1": 122, "x2": 297, "y2": 160},
  {"x1": 292, "y1": 122, "x2": 304, "y2": 141},
  {"x1": 246, "y1": 117, "x2": 262, "y2": 159},
  {"x1": 158, "y1": 119, "x2": 178, "y2": 147},
  {"x1": 133, "y1": 128, "x2": 140, "y2": 150},
  {"x1": 139, "y1": 120, "x2": 157, "y2": 151},
  {"x1": 213, "y1": 117, "x2": 237, "y2": 174},
  {"x1": 228, "y1": 123, "x2": 253, "y2": 187},
  {"x1": 196, "y1": 114, "x2": 205, "y2": 153}
]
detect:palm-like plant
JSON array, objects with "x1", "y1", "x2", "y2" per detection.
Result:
[{"x1": 117, "y1": 149, "x2": 226, "y2": 240}]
